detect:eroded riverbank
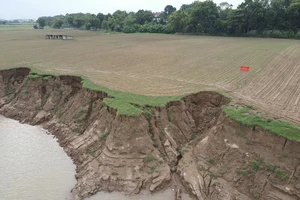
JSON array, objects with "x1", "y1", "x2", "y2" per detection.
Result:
[
  {"x1": 0, "y1": 68, "x2": 299, "y2": 200},
  {"x1": 0, "y1": 115, "x2": 192, "y2": 200}
]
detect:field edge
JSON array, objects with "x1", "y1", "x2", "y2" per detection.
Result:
[{"x1": 3, "y1": 67, "x2": 300, "y2": 142}]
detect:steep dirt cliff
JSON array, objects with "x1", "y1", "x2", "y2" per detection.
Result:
[{"x1": 0, "y1": 68, "x2": 299, "y2": 200}]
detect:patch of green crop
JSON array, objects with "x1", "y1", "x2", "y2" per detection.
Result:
[{"x1": 223, "y1": 105, "x2": 300, "y2": 142}]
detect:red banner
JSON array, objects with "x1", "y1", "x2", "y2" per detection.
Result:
[{"x1": 240, "y1": 66, "x2": 250, "y2": 72}]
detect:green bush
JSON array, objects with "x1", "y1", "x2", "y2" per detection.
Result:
[
  {"x1": 266, "y1": 163, "x2": 277, "y2": 172},
  {"x1": 275, "y1": 168, "x2": 289, "y2": 181},
  {"x1": 251, "y1": 160, "x2": 261, "y2": 171},
  {"x1": 139, "y1": 23, "x2": 167, "y2": 33},
  {"x1": 207, "y1": 157, "x2": 216, "y2": 165},
  {"x1": 144, "y1": 155, "x2": 156, "y2": 163}
]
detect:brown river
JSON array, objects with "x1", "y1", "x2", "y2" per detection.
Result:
[{"x1": 0, "y1": 115, "x2": 192, "y2": 200}]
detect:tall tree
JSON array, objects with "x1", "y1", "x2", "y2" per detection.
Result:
[
  {"x1": 67, "y1": 15, "x2": 74, "y2": 26},
  {"x1": 136, "y1": 10, "x2": 153, "y2": 24},
  {"x1": 96, "y1": 13, "x2": 105, "y2": 27},
  {"x1": 164, "y1": 5, "x2": 177, "y2": 16},
  {"x1": 287, "y1": 0, "x2": 300, "y2": 32},
  {"x1": 124, "y1": 13, "x2": 137, "y2": 26},
  {"x1": 73, "y1": 16, "x2": 86, "y2": 28},
  {"x1": 101, "y1": 20, "x2": 109, "y2": 29},
  {"x1": 266, "y1": 0, "x2": 287, "y2": 30},
  {"x1": 52, "y1": 19, "x2": 63, "y2": 29},
  {"x1": 180, "y1": 4, "x2": 195, "y2": 10},
  {"x1": 227, "y1": 9, "x2": 246, "y2": 34},
  {"x1": 218, "y1": 2, "x2": 233, "y2": 34},
  {"x1": 37, "y1": 17, "x2": 46, "y2": 28},
  {"x1": 238, "y1": 0, "x2": 267, "y2": 32},
  {"x1": 190, "y1": 1, "x2": 220, "y2": 34},
  {"x1": 86, "y1": 14, "x2": 100, "y2": 30},
  {"x1": 167, "y1": 10, "x2": 189, "y2": 32}
]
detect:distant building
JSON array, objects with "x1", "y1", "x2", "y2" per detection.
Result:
[
  {"x1": 153, "y1": 12, "x2": 162, "y2": 23},
  {"x1": 45, "y1": 34, "x2": 74, "y2": 40}
]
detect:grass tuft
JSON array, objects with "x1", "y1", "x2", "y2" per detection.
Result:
[
  {"x1": 207, "y1": 157, "x2": 216, "y2": 165},
  {"x1": 26, "y1": 74, "x2": 40, "y2": 80},
  {"x1": 42, "y1": 76, "x2": 53, "y2": 81},
  {"x1": 236, "y1": 169, "x2": 253, "y2": 176},
  {"x1": 144, "y1": 155, "x2": 156, "y2": 163},
  {"x1": 274, "y1": 168, "x2": 289, "y2": 181},
  {"x1": 251, "y1": 159, "x2": 264, "y2": 171},
  {"x1": 99, "y1": 131, "x2": 110, "y2": 140}
]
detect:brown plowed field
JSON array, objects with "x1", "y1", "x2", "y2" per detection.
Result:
[
  {"x1": 1, "y1": 26, "x2": 299, "y2": 123},
  {"x1": 233, "y1": 43, "x2": 300, "y2": 124}
]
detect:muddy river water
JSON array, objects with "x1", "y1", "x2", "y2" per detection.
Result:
[
  {"x1": 0, "y1": 115, "x2": 76, "y2": 200},
  {"x1": 0, "y1": 115, "x2": 192, "y2": 200}
]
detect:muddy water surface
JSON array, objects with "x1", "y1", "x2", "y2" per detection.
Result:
[
  {"x1": 86, "y1": 189, "x2": 192, "y2": 200},
  {"x1": 0, "y1": 115, "x2": 76, "y2": 200},
  {"x1": 0, "y1": 115, "x2": 192, "y2": 200}
]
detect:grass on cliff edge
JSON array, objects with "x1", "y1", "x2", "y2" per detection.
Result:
[
  {"x1": 82, "y1": 78, "x2": 185, "y2": 116},
  {"x1": 27, "y1": 68, "x2": 185, "y2": 117},
  {"x1": 223, "y1": 105, "x2": 300, "y2": 142},
  {"x1": 20, "y1": 68, "x2": 300, "y2": 141}
]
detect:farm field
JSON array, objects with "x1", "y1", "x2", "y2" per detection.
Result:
[{"x1": 1, "y1": 25, "x2": 300, "y2": 123}]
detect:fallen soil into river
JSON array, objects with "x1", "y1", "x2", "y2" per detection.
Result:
[{"x1": 0, "y1": 68, "x2": 299, "y2": 200}]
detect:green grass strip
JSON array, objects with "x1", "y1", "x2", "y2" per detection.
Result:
[
  {"x1": 82, "y1": 77, "x2": 185, "y2": 116},
  {"x1": 223, "y1": 106, "x2": 300, "y2": 142},
  {"x1": 25, "y1": 68, "x2": 185, "y2": 117}
]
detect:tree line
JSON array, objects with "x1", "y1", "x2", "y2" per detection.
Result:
[
  {"x1": 37, "y1": 0, "x2": 300, "y2": 39},
  {"x1": 0, "y1": 19, "x2": 35, "y2": 25}
]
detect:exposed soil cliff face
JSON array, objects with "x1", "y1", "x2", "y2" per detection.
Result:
[{"x1": 0, "y1": 68, "x2": 299, "y2": 200}]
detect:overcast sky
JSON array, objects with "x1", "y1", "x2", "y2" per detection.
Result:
[{"x1": 0, "y1": 0, "x2": 243, "y2": 20}]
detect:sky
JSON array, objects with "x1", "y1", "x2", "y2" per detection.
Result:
[{"x1": 0, "y1": 0, "x2": 243, "y2": 20}]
